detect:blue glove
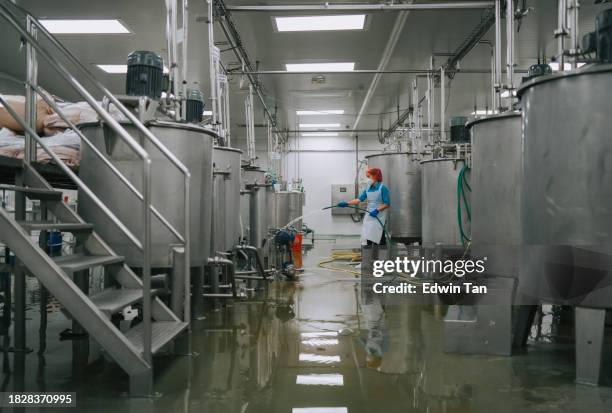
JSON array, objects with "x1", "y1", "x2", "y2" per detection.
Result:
[
  {"x1": 337, "y1": 201, "x2": 349, "y2": 208},
  {"x1": 369, "y1": 208, "x2": 379, "y2": 217}
]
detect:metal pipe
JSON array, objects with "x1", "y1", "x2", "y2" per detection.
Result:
[
  {"x1": 494, "y1": 0, "x2": 502, "y2": 111},
  {"x1": 440, "y1": 66, "x2": 446, "y2": 141},
  {"x1": 208, "y1": 0, "x2": 218, "y2": 126},
  {"x1": 506, "y1": 0, "x2": 515, "y2": 102},
  {"x1": 25, "y1": 15, "x2": 37, "y2": 164},
  {"x1": 225, "y1": 2, "x2": 495, "y2": 11},
  {"x1": 352, "y1": 9, "x2": 409, "y2": 132}
]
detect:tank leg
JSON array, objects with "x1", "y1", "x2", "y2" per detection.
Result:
[
  {"x1": 575, "y1": 306, "x2": 606, "y2": 385},
  {"x1": 170, "y1": 247, "x2": 185, "y2": 320}
]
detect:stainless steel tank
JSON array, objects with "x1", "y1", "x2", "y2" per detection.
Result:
[
  {"x1": 421, "y1": 158, "x2": 470, "y2": 248},
  {"x1": 211, "y1": 147, "x2": 242, "y2": 253},
  {"x1": 366, "y1": 152, "x2": 421, "y2": 241},
  {"x1": 78, "y1": 120, "x2": 214, "y2": 267},
  {"x1": 518, "y1": 64, "x2": 612, "y2": 308},
  {"x1": 467, "y1": 113, "x2": 521, "y2": 277},
  {"x1": 240, "y1": 166, "x2": 267, "y2": 240},
  {"x1": 272, "y1": 191, "x2": 304, "y2": 230}
]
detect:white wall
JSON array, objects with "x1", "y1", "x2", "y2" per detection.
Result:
[{"x1": 235, "y1": 135, "x2": 385, "y2": 236}]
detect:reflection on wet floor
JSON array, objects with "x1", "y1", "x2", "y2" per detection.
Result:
[{"x1": 1, "y1": 239, "x2": 612, "y2": 412}]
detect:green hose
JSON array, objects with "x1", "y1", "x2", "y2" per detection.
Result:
[
  {"x1": 322, "y1": 205, "x2": 392, "y2": 242},
  {"x1": 457, "y1": 164, "x2": 471, "y2": 245}
]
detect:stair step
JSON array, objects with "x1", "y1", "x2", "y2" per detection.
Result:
[
  {"x1": 125, "y1": 321, "x2": 188, "y2": 355},
  {"x1": 18, "y1": 221, "x2": 94, "y2": 233},
  {"x1": 53, "y1": 254, "x2": 124, "y2": 274},
  {"x1": 0, "y1": 184, "x2": 62, "y2": 201},
  {"x1": 90, "y1": 289, "x2": 144, "y2": 314}
]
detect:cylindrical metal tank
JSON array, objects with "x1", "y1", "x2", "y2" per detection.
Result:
[
  {"x1": 421, "y1": 158, "x2": 470, "y2": 248},
  {"x1": 366, "y1": 152, "x2": 421, "y2": 241},
  {"x1": 467, "y1": 113, "x2": 521, "y2": 277},
  {"x1": 272, "y1": 191, "x2": 304, "y2": 230},
  {"x1": 518, "y1": 64, "x2": 612, "y2": 308},
  {"x1": 240, "y1": 166, "x2": 267, "y2": 240},
  {"x1": 211, "y1": 147, "x2": 242, "y2": 253},
  {"x1": 249, "y1": 185, "x2": 275, "y2": 250},
  {"x1": 78, "y1": 121, "x2": 214, "y2": 267}
]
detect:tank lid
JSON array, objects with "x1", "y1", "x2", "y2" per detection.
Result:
[
  {"x1": 213, "y1": 146, "x2": 243, "y2": 154},
  {"x1": 365, "y1": 151, "x2": 419, "y2": 159},
  {"x1": 127, "y1": 51, "x2": 163, "y2": 69},
  {"x1": 517, "y1": 63, "x2": 612, "y2": 99},
  {"x1": 465, "y1": 111, "x2": 521, "y2": 129}
]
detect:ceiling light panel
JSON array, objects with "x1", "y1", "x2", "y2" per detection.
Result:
[
  {"x1": 286, "y1": 63, "x2": 355, "y2": 72},
  {"x1": 302, "y1": 132, "x2": 339, "y2": 137},
  {"x1": 297, "y1": 110, "x2": 345, "y2": 116},
  {"x1": 299, "y1": 123, "x2": 341, "y2": 128},
  {"x1": 39, "y1": 19, "x2": 130, "y2": 34},
  {"x1": 276, "y1": 15, "x2": 365, "y2": 32}
]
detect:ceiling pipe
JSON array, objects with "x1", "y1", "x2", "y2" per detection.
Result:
[
  {"x1": 234, "y1": 68, "x2": 528, "y2": 75},
  {"x1": 352, "y1": 8, "x2": 410, "y2": 133},
  {"x1": 225, "y1": 2, "x2": 495, "y2": 12}
]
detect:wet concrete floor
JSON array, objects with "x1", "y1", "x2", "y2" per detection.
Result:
[{"x1": 1, "y1": 238, "x2": 612, "y2": 412}]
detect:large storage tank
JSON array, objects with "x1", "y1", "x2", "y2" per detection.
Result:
[
  {"x1": 366, "y1": 152, "x2": 421, "y2": 242},
  {"x1": 78, "y1": 121, "x2": 214, "y2": 267},
  {"x1": 272, "y1": 191, "x2": 304, "y2": 231},
  {"x1": 240, "y1": 166, "x2": 267, "y2": 240},
  {"x1": 518, "y1": 64, "x2": 612, "y2": 308},
  {"x1": 467, "y1": 113, "x2": 521, "y2": 277},
  {"x1": 421, "y1": 158, "x2": 470, "y2": 248},
  {"x1": 211, "y1": 147, "x2": 242, "y2": 254}
]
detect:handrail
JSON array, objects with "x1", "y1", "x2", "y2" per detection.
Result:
[
  {"x1": 0, "y1": 2, "x2": 154, "y2": 363},
  {"x1": 31, "y1": 83, "x2": 185, "y2": 244},
  {"x1": 5, "y1": 2, "x2": 191, "y2": 323},
  {"x1": 0, "y1": 96, "x2": 146, "y2": 252}
]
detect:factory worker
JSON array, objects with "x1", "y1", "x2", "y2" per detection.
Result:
[{"x1": 337, "y1": 167, "x2": 390, "y2": 245}]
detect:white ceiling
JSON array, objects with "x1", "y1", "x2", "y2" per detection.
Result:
[{"x1": 0, "y1": 0, "x2": 605, "y2": 143}]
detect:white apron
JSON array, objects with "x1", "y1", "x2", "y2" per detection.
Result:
[{"x1": 360, "y1": 184, "x2": 388, "y2": 245}]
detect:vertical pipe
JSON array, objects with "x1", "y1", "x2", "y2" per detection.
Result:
[
  {"x1": 440, "y1": 66, "x2": 446, "y2": 141},
  {"x1": 506, "y1": 0, "x2": 515, "y2": 103},
  {"x1": 25, "y1": 15, "x2": 38, "y2": 164},
  {"x1": 181, "y1": 0, "x2": 189, "y2": 121},
  {"x1": 490, "y1": 45, "x2": 495, "y2": 113},
  {"x1": 208, "y1": 0, "x2": 218, "y2": 126},
  {"x1": 558, "y1": 0, "x2": 567, "y2": 69},
  {"x1": 142, "y1": 159, "x2": 152, "y2": 364},
  {"x1": 354, "y1": 134, "x2": 359, "y2": 198},
  {"x1": 224, "y1": 78, "x2": 231, "y2": 145},
  {"x1": 183, "y1": 173, "x2": 190, "y2": 323},
  {"x1": 494, "y1": 0, "x2": 502, "y2": 111}
]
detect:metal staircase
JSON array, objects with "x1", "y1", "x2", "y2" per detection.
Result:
[{"x1": 0, "y1": 0, "x2": 192, "y2": 395}]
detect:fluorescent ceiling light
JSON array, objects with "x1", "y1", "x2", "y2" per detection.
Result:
[
  {"x1": 276, "y1": 15, "x2": 365, "y2": 32},
  {"x1": 96, "y1": 64, "x2": 169, "y2": 74},
  {"x1": 39, "y1": 19, "x2": 129, "y2": 34},
  {"x1": 286, "y1": 62, "x2": 355, "y2": 72},
  {"x1": 297, "y1": 110, "x2": 345, "y2": 116},
  {"x1": 302, "y1": 132, "x2": 339, "y2": 137},
  {"x1": 299, "y1": 353, "x2": 341, "y2": 364},
  {"x1": 296, "y1": 374, "x2": 344, "y2": 386},
  {"x1": 300, "y1": 123, "x2": 341, "y2": 128}
]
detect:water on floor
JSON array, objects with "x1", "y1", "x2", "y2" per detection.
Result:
[{"x1": 2, "y1": 238, "x2": 612, "y2": 412}]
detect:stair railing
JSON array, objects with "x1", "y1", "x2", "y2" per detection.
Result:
[{"x1": 0, "y1": 0, "x2": 191, "y2": 364}]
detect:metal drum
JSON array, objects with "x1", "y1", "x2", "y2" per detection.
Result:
[
  {"x1": 78, "y1": 121, "x2": 214, "y2": 267},
  {"x1": 272, "y1": 191, "x2": 304, "y2": 231},
  {"x1": 212, "y1": 147, "x2": 242, "y2": 253},
  {"x1": 518, "y1": 64, "x2": 612, "y2": 308},
  {"x1": 420, "y1": 158, "x2": 470, "y2": 248},
  {"x1": 467, "y1": 113, "x2": 521, "y2": 277},
  {"x1": 240, "y1": 166, "x2": 267, "y2": 239},
  {"x1": 366, "y1": 152, "x2": 421, "y2": 241}
]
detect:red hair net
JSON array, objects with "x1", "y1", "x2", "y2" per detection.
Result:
[{"x1": 367, "y1": 167, "x2": 383, "y2": 182}]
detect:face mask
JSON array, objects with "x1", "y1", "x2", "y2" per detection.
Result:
[{"x1": 367, "y1": 178, "x2": 374, "y2": 186}]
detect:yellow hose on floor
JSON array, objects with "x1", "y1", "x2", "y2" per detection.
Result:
[{"x1": 317, "y1": 250, "x2": 362, "y2": 276}]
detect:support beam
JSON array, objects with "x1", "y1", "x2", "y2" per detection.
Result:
[{"x1": 225, "y1": 2, "x2": 495, "y2": 12}]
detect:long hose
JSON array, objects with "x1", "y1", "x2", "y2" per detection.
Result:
[
  {"x1": 321, "y1": 205, "x2": 392, "y2": 241},
  {"x1": 457, "y1": 164, "x2": 471, "y2": 245}
]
